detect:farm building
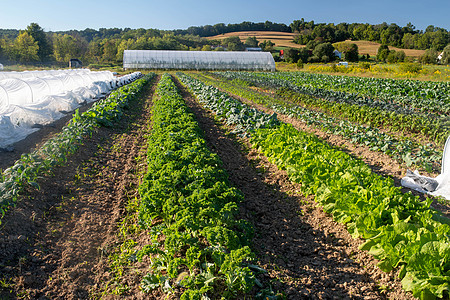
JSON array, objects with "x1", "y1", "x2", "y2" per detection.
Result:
[{"x1": 123, "y1": 50, "x2": 276, "y2": 71}]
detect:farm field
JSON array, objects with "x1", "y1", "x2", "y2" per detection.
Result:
[
  {"x1": 345, "y1": 40, "x2": 426, "y2": 58},
  {"x1": 0, "y1": 71, "x2": 449, "y2": 299},
  {"x1": 206, "y1": 31, "x2": 303, "y2": 49},
  {"x1": 205, "y1": 31, "x2": 427, "y2": 58}
]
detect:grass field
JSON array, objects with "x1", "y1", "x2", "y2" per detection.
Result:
[
  {"x1": 348, "y1": 40, "x2": 426, "y2": 57},
  {"x1": 206, "y1": 31, "x2": 427, "y2": 58},
  {"x1": 206, "y1": 31, "x2": 303, "y2": 49}
]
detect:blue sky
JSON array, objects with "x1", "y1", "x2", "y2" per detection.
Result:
[{"x1": 0, "y1": 0, "x2": 449, "y2": 32}]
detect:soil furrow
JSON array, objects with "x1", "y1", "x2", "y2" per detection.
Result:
[
  {"x1": 0, "y1": 79, "x2": 157, "y2": 299},
  {"x1": 175, "y1": 76, "x2": 415, "y2": 299}
]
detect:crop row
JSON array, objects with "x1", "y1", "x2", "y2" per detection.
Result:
[
  {"x1": 252, "y1": 124, "x2": 450, "y2": 299},
  {"x1": 0, "y1": 73, "x2": 154, "y2": 223},
  {"x1": 176, "y1": 72, "x2": 279, "y2": 137},
  {"x1": 192, "y1": 73, "x2": 441, "y2": 173},
  {"x1": 214, "y1": 71, "x2": 450, "y2": 146},
  {"x1": 217, "y1": 71, "x2": 450, "y2": 115},
  {"x1": 181, "y1": 74, "x2": 450, "y2": 300},
  {"x1": 137, "y1": 74, "x2": 258, "y2": 299}
]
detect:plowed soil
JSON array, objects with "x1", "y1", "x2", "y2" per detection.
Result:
[
  {"x1": 175, "y1": 77, "x2": 415, "y2": 299},
  {"x1": 0, "y1": 74, "x2": 442, "y2": 299},
  {"x1": 0, "y1": 79, "x2": 157, "y2": 299}
]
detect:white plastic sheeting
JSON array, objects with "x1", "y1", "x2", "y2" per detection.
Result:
[
  {"x1": 0, "y1": 69, "x2": 90, "y2": 80},
  {"x1": 123, "y1": 50, "x2": 276, "y2": 71},
  {"x1": 0, "y1": 70, "x2": 114, "y2": 106},
  {"x1": 0, "y1": 70, "x2": 142, "y2": 148},
  {"x1": 401, "y1": 135, "x2": 450, "y2": 200}
]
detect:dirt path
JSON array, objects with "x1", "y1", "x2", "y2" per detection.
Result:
[
  {"x1": 0, "y1": 79, "x2": 157, "y2": 299},
  {"x1": 175, "y1": 77, "x2": 415, "y2": 299}
]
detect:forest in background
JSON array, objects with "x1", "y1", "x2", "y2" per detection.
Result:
[{"x1": 0, "y1": 20, "x2": 449, "y2": 66}]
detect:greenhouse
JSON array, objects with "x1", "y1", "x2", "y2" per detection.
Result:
[{"x1": 123, "y1": 50, "x2": 276, "y2": 71}]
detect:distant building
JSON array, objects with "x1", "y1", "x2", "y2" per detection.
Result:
[
  {"x1": 69, "y1": 59, "x2": 82, "y2": 68},
  {"x1": 438, "y1": 51, "x2": 444, "y2": 62},
  {"x1": 0, "y1": 63, "x2": 3, "y2": 70},
  {"x1": 245, "y1": 47, "x2": 262, "y2": 52},
  {"x1": 333, "y1": 50, "x2": 342, "y2": 59}
]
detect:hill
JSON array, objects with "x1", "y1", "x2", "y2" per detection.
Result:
[
  {"x1": 206, "y1": 31, "x2": 303, "y2": 49},
  {"x1": 207, "y1": 31, "x2": 427, "y2": 57},
  {"x1": 348, "y1": 40, "x2": 426, "y2": 58}
]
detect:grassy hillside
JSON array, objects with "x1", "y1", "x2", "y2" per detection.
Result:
[
  {"x1": 349, "y1": 40, "x2": 426, "y2": 57},
  {"x1": 207, "y1": 31, "x2": 427, "y2": 58},
  {"x1": 206, "y1": 31, "x2": 303, "y2": 49}
]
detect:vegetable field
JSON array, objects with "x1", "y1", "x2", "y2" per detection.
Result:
[{"x1": 0, "y1": 71, "x2": 448, "y2": 300}]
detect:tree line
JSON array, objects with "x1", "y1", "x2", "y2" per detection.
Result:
[
  {"x1": 0, "y1": 24, "x2": 215, "y2": 65},
  {"x1": 290, "y1": 19, "x2": 449, "y2": 51},
  {"x1": 0, "y1": 20, "x2": 448, "y2": 66}
]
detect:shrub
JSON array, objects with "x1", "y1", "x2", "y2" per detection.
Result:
[
  {"x1": 419, "y1": 49, "x2": 438, "y2": 64},
  {"x1": 358, "y1": 61, "x2": 371, "y2": 69},
  {"x1": 377, "y1": 45, "x2": 390, "y2": 61},
  {"x1": 399, "y1": 62, "x2": 422, "y2": 73}
]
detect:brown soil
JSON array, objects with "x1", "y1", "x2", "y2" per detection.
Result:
[
  {"x1": 175, "y1": 77, "x2": 415, "y2": 299},
  {"x1": 0, "y1": 74, "x2": 443, "y2": 300},
  {"x1": 198, "y1": 74, "x2": 450, "y2": 218},
  {"x1": 206, "y1": 31, "x2": 303, "y2": 49},
  {"x1": 0, "y1": 79, "x2": 157, "y2": 299}
]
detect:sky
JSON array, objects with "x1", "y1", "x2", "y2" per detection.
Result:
[{"x1": 0, "y1": 0, "x2": 449, "y2": 32}]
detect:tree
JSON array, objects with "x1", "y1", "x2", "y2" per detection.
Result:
[
  {"x1": 440, "y1": 44, "x2": 450, "y2": 64},
  {"x1": 201, "y1": 44, "x2": 212, "y2": 51},
  {"x1": 259, "y1": 40, "x2": 274, "y2": 51},
  {"x1": 333, "y1": 41, "x2": 359, "y2": 62},
  {"x1": 419, "y1": 49, "x2": 438, "y2": 64},
  {"x1": 0, "y1": 39, "x2": 5, "y2": 60},
  {"x1": 53, "y1": 34, "x2": 85, "y2": 62},
  {"x1": 312, "y1": 42, "x2": 334, "y2": 62},
  {"x1": 12, "y1": 32, "x2": 39, "y2": 62},
  {"x1": 377, "y1": 44, "x2": 390, "y2": 61},
  {"x1": 102, "y1": 39, "x2": 118, "y2": 62},
  {"x1": 244, "y1": 36, "x2": 259, "y2": 48},
  {"x1": 386, "y1": 50, "x2": 405, "y2": 63},
  {"x1": 86, "y1": 40, "x2": 103, "y2": 63},
  {"x1": 402, "y1": 33, "x2": 418, "y2": 49},
  {"x1": 305, "y1": 40, "x2": 322, "y2": 51},
  {"x1": 25, "y1": 23, "x2": 52, "y2": 61},
  {"x1": 223, "y1": 36, "x2": 244, "y2": 51},
  {"x1": 284, "y1": 48, "x2": 300, "y2": 63}
]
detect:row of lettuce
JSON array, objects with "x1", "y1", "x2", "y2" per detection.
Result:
[
  {"x1": 192, "y1": 72, "x2": 441, "y2": 173},
  {"x1": 177, "y1": 72, "x2": 450, "y2": 300},
  {"x1": 137, "y1": 74, "x2": 260, "y2": 299},
  {"x1": 0, "y1": 73, "x2": 155, "y2": 223},
  {"x1": 214, "y1": 71, "x2": 450, "y2": 147}
]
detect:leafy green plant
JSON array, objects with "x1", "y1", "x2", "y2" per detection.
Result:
[
  {"x1": 251, "y1": 124, "x2": 450, "y2": 300},
  {"x1": 0, "y1": 73, "x2": 155, "y2": 224},
  {"x1": 138, "y1": 74, "x2": 258, "y2": 299},
  {"x1": 214, "y1": 71, "x2": 450, "y2": 146},
  {"x1": 193, "y1": 72, "x2": 442, "y2": 172}
]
